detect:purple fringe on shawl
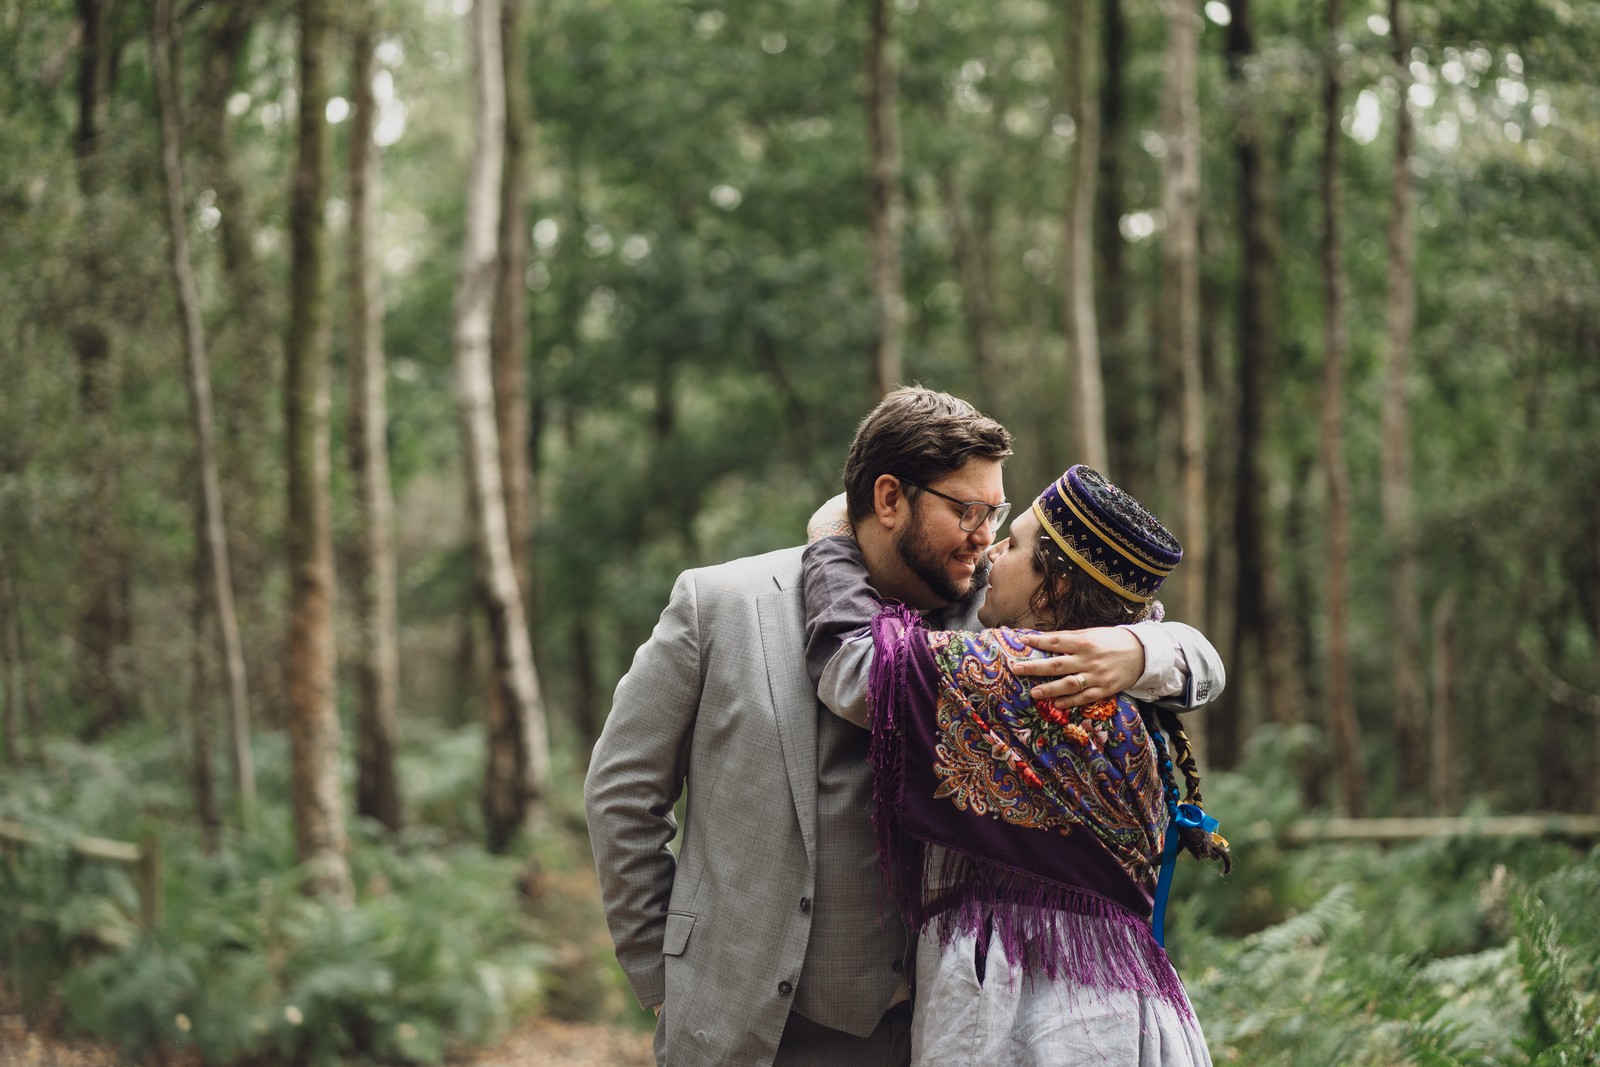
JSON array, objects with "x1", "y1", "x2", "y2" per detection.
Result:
[{"x1": 865, "y1": 605, "x2": 1192, "y2": 1020}]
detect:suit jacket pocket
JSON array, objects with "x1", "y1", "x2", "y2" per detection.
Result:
[{"x1": 662, "y1": 912, "x2": 696, "y2": 957}]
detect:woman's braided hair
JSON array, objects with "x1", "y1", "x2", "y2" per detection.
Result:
[{"x1": 1029, "y1": 535, "x2": 1232, "y2": 873}]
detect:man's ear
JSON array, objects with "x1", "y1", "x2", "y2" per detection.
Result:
[{"x1": 871, "y1": 474, "x2": 907, "y2": 530}]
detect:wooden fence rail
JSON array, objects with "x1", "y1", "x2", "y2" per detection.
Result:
[
  {"x1": 0, "y1": 819, "x2": 161, "y2": 929},
  {"x1": 1283, "y1": 814, "x2": 1600, "y2": 847}
]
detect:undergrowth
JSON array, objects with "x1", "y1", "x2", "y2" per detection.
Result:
[
  {"x1": 3, "y1": 721, "x2": 1595, "y2": 1064},
  {"x1": 1168, "y1": 727, "x2": 1600, "y2": 1065},
  {"x1": 0, "y1": 722, "x2": 634, "y2": 1065}
]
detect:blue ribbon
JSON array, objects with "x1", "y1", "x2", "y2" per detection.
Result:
[{"x1": 1151, "y1": 803, "x2": 1218, "y2": 948}]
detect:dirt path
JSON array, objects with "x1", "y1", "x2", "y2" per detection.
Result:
[
  {"x1": 452, "y1": 1017, "x2": 652, "y2": 1067},
  {"x1": 0, "y1": 1021, "x2": 125, "y2": 1067}
]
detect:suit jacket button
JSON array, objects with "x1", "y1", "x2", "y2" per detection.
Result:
[
  {"x1": 891, "y1": 959, "x2": 903, "y2": 974},
  {"x1": 778, "y1": 981, "x2": 794, "y2": 997},
  {"x1": 799, "y1": 897, "x2": 812, "y2": 913}
]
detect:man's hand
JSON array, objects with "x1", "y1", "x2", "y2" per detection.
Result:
[
  {"x1": 1010, "y1": 626, "x2": 1145, "y2": 709},
  {"x1": 807, "y1": 493, "x2": 853, "y2": 544}
]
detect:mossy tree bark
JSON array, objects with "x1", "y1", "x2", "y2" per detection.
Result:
[
  {"x1": 1319, "y1": 0, "x2": 1364, "y2": 818},
  {"x1": 287, "y1": 0, "x2": 353, "y2": 902},
  {"x1": 347, "y1": 0, "x2": 403, "y2": 833}
]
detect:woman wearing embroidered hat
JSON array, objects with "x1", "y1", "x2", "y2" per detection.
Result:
[{"x1": 803, "y1": 464, "x2": 1230, "y2": 1066}]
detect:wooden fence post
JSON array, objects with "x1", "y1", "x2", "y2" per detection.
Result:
[{"x1": 138, "y1": 832, "x2": 161, "y2": 930}]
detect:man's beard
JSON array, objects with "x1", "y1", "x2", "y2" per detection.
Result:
[{"x1": 893, "y1": 513, "x2": 988, "y2": 607}]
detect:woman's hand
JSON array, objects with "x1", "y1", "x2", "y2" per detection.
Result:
[
  {"x1": 1010, "y1": 627, "x2": 1145, "y2": 709},
  {"x1": 806, "y1": 493, "x2": 853, "y2": 543}
]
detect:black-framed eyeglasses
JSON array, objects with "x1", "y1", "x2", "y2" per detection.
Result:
[{"x1": 898, "y1": 477, "x2": 1011, "y2": 533}]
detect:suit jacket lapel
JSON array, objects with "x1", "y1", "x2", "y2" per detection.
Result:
[{"x1": 757, "y1": 586, "x2": 819, "y2": 868}]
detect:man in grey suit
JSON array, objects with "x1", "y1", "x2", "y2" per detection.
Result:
[{"x1": 584, "y1": 388, "x2": 1225, "y2": 1066}]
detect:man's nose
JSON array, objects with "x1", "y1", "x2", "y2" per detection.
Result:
[{"x1": 969, "y1": 522, "x2": 996, "y2": 550}]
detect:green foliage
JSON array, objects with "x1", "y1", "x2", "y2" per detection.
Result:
[
  {"x1": 1167, "y1": 749, "x2": 1600, "y2": 1065},
  {"x1": 5, "y1": 0, "x2": 1600, "y2": 1059},
  {"x1": 1513, "y1": 891, "x2": 1600, "y2": 1065},
  {"x1": 1, "y1": 731, "x2": 553, "y2": 1066}
]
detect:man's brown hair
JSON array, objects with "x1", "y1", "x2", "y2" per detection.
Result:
[{"x1": 842, "y1": 387, "x2": 1013, "y2": 523}]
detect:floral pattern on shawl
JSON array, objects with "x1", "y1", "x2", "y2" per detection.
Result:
[{"x1": 925, "y1": 627, "x2": 1166, "y2": 888}]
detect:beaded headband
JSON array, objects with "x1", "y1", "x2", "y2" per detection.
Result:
[{"x1": 1030, "y1": 465, "x2": 1182, "y2": 603}]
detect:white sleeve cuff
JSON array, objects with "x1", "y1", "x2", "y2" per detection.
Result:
[{"x1": 1125, "y1": 620, "x2": 1189, "y2": 703}]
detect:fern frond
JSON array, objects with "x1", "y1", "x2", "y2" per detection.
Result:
[{"x1": 1514, "y1": 890, "x2": 1600, "y2": 1065}]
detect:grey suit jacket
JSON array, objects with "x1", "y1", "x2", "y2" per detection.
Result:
[{"x1": 585, "y1": 547, "x2": 896, "y2": 1067}]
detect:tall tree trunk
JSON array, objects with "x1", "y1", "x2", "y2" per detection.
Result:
[
  {"x1": 866, "y1": 0, "x2": 905, "y2": 397},
  {"x1": 287, "y1": 0, "x2": 353, "y2": 902},
  {"x1": 189, "y1": 526, "x2": 222, "y2": 851},
  {"x1": 1160, "y1": 0, "x2": 1206, "y2": 648},
  {"x1": 1098, "y1": 0, "x2": 1141, "y2": 481},
  {"x1": 938, "y1": 166, "x2": 999, "y2": 403},
  {"x1": 572, "y1": 618, "x2": 602, "y2": 762},
  {"x1": 1593, "y1": 501, "x2": 1600, "y2": 816},
  {"x1": 1222, "y1": 0, "x2": 1281, "y2": 764},
  {"x1": 1429, "y1": 590, "x2": 1457, "y2": 816},
  {"x1": 0, "y1": 536, "x2": 22, "y2": 764},
  {"x1": 1287, "y1": 454, "x2": 1326, "y2": 806},
  {"x1": 196, "y1": 1, "x2": 281, "y2": 729},
  {"x1": 199, "y1": 6, "x2": 263, "y2": 277},
  {"x1": 1381, "y1": 0, "x2": 1425, "y2": 808},
  {"x1": 152, "y1": 0, "x2": 258, "y2": 826},
  {"x1": 347, "y1": 0, "x2": 403, "y2": 832},
  {"x1": 494, "y1": 0, "x2": 532, "y2": 598},
  {"x1": 0, "y1": 536, "x2": 41, "y2": 762},
  {"x1": 488, "y1": 0, "x2": 542, "y2": 837},
  {"x1": 483, "y1": 0, "x2": 540, "y2": 825},
  {"x1": 76, "y1": 0, "x2": 130, "y2": 738},
  {"x1": 459, "y1": 0, "x2": 551, "y2": 849},
  {"x1": 1319, "y1": 0, "x2": 1364, "y2": 817},
  {"x1": 1063, "y1": 0, "x2": 1108, "y2": 472}
]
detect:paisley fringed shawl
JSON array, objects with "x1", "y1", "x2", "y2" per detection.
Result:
[{"x1": 867, "y1": 604, "x2": 1190, "y2": 1015}]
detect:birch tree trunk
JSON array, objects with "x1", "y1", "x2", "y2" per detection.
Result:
[
  {"x1": 152, "y1": 0, "x2": 257, "y2": 825},
  {"x1": 1063, "y1": 0, "x2": 1107, "y2": 473},
  {"x1": 494, "y1": 0, "x2": 532, "y2": 598},
  {"x1": 1160, "y1": 0, "x2": 1207, "y2": 643},
  {"x1": 458, "y1": 0, "x2": 551, "y2": 848},
  {"x1": 866, "y1": 0, "x2": 905, "y2": 397},
  {"x1": 1382, "y1": 0, "x2": 1425, "y2": 807},
  {"x1": 287, "y1": 0, "x2": 353, "y2": 901},
  {"x1": 1320, "y1": 0, "x2": 1364, "y2": 817},
  {"x1": 482, "y1": 0, "x2": 535, "y2": 849},
  {"x1": 347, "y1": 0, "x2": 402, "y2": 832}
]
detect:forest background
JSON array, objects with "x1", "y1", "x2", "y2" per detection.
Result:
[{"x1": 2, "y1": 0, "x2": 1598, "y2": 1063}]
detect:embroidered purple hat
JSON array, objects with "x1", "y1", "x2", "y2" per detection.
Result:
[{"x1": 1030, "y1": 465, "x2": 1182, "y2": 603}]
